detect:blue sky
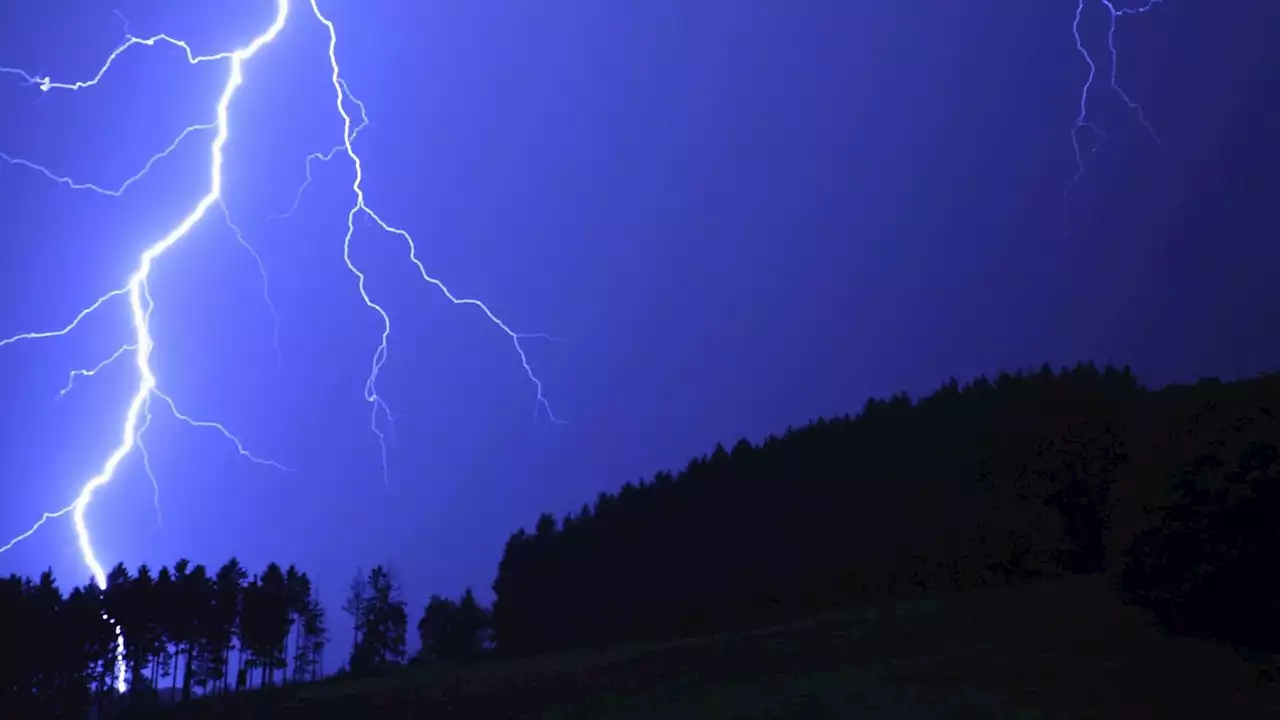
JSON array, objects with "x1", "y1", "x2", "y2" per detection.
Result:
[{"x1": 0, "y1": 0, "x2": 1277, "y2": 663}]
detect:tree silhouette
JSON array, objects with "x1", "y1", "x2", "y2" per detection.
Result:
[
  {"x1": 349, "y1": 565, "x2": 408, "y2": 674},
  {"x1": 283, "y1": 565, "x2": 310, "y2": 684},
  {"x1": 490, "y1": 364, "x2": 1280, "y2": 658},
  {"x1": 341, "y1": 568, "x2": 367, "y2": 656},
  {"x1": 0, "y1": 557, "x2": 334, "y2": 714},
  {"x1": 153, "y1": 564, "x2": 175, "y2": 689},
  {"x1": 207, "y1": 557, "x2": 246, "y2": 695},
  {"x1": 1122, "y1": 426, "x2": 1280, "y2": 655},
  {"x1": 295, "y1": 585, "x2": 328, "y2": 682},
  {"x1": 253, "y1": 562, "x2": 292, "y2": 687},
  {"x1": 416, "y1": 588, "x2": 491, "y2": 664},
  {"x1": 175, "y1": 561, "x2": 215, "y2": 701},
  {"x1": 3, "y1": 362, "x2": 1280, "y2": 715}
]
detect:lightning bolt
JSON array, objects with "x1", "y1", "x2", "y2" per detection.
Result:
[
  {"x1": 1069, "y1": 0, "x2": 1166, "y2": 190},
  {"x1": 0, "y1": 122, "x2": 216, "y2": 197},
  {"x1": 0, "y1": 0, "x2": 561, "y2": 692},
  {"x1": 272, "y1": 78, "x2": 368, "y2": 221},
  {"x1": 219, "y1": 200, "x2": 283, "y2": 364},
  {"x1": 0, "y1": 2, "x2": 291, "y2": 693},
  {"x1": 305, "y1": 0, "x2": 562, "y2": 488},
  {"x1": 137, "y1": 396, "x2": 162, "y2": 528},
  {"x1": 59, "y1": 344, "x2": 137, "y2": 399}
]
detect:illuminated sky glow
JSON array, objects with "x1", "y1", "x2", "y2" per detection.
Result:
[
  {"x1": 0, "y1": 0, "x2": 558, "y2": 690},
  {"x1": 0, "y1": 0, "x2": 1274, "y2": 683}
]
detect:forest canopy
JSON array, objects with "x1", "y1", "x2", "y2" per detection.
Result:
[{"x1": 489, "y1": 363, "x2": 1280, "y2": 659}]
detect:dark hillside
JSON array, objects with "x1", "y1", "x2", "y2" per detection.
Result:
[
  {"x1": 487, "y1": 364, "x2": 1280, "y2": 671},
  {"x1": 9, "y1": 364, "x2": 1280, "y2": 717},
  {"x1": 129, "y1": 575, "x2": 1280, "y2": 719}
]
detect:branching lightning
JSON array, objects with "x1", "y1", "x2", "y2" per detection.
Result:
[
  {"x1": 272, "y1": 77, "x2": 368, "y2": 221},
  {"x1": 220, "y1": 200, "x2": 283, "y2": 364},
  {"x1": 0, "y1": 2, "x2": 290, "y2": 692},
  {"x1": 1069, "y1": 0, "x2": 1166, "y2": 189},
  {"x1": 0, "y1": 122, "x2": 216, "y2": 197},
  {"x1": 136, "y1": 395, "x2": 162, "y2": 528},
  {"x1": 0, "y1": 0, "x2": 560, "y2": 693},
  {"x1": 59, "y1": 343, "x2": 137, "y2": 398},
  {"x1": 298, "y1": 0, "x2": 564, "y2": 487}
]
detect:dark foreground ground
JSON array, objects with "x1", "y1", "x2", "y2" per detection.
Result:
[{"x1": 129, "y1": 576, "x2": 1279, "y2": 719}]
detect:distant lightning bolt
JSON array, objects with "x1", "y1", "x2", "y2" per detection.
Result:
[
  {"x1": 219, "y1": 200, "x2": 283, "y2": 364},
  {"x1": 0, "y1": 0, "x2": 561, "y2": 692},
  {"x1": 305, "y1": 0, "x2": 562, "y2": 487},
  {"x1": 1069, "y1": 0, "x2": 1165, "y2": 190}
]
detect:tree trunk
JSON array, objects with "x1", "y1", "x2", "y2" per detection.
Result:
[
  {"x1": 95, "y1": 674, "x2": 105, "y2": 719},
  {"x1": 222, "y1": 645, "x2": 231, "y2": 694},
  {"x1": 289, "y1": 622, "x2": 299, "y2": 684},
  {"x1": 182, "y1": 643, "x2": 194, "y2": 702}
]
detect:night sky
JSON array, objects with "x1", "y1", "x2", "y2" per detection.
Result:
[{"x1": 0, "y1": 0, "x2": 1276, "y2": 662}]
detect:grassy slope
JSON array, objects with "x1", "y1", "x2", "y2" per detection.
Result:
[{"x1": 143, "y1": 576, "x2": 1279, "y2": 719}]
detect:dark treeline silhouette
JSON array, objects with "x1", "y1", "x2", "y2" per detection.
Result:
[
  {"x1": 414, "y1": 588, "x2": 491, "y2": 665},
  {"x1": 342, "y1": 565, "x2": 409, "y2": 674},
  {"x1": 0, "y1": 558, "x2": 490, "y2": 716},
  {"x1": 0, "y1": 558, "x2": 329, "y2": 716},
  {"x1": 1119, "y1": 401, "x2": 1280, "y2": 660},
  {"x1": 7, "y1": 362, "x2": 1280, "y2": 715},
  {"x1": 489, "y1": 363, "x2": 1280, "y2": 663}
]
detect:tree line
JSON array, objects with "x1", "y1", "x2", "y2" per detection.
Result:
[
  {"x1": 0, "y1": 558, "x2": 328, "y2": 716},
  {"x1": 5, "y1": 361, "x2": 1278, "y2": 714},
  {"x1": 0, "y1": 556, "x2": 494, "y2": 716},
  {"x1": 338, "y1": 565, "x2": 491, "y2": 675},
  {"x1": 488, "y1": 363, "x2": 1280, "y2": 663}
]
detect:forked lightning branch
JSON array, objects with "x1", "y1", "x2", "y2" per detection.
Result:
[
  {"x1": 0, "y1": 0, "x2": 556, "y2": 692},
  {"x1": 0, "y1": 0, "x2": 1164, "y2": 695}
]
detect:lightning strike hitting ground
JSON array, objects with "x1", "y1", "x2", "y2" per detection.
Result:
[
  {"x1": 0, "y1": 1, "x2": 291, "y2": 692},
  {"x1": 1069, "y1": 0, "x2": 1166, "y2": 189},
  {"x1": 0, "y1": 0, "x2": 559, "y2": 693}
]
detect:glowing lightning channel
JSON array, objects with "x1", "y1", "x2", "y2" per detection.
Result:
[
  {"x1": 303, "y1": 0, "x2": 563, "y2": 487},
  {"x1": 0, "y1": 122, "x2": 216, "y2": 197},
  {"x1": 220, "y1": 200, "x2": 283, "y2": 364},
  {"x1": 59, "y1": 344, "x2": 137, "y2": 399},
  {"x1": 272, "y1": 77, "x2": 368, "y2": 221},
  {"x1": 1069, "y1": 0, "x2": 1166, "y2": 189},
  {"x1": 0, "y1": 504, "x2": 75, "y2": 554},
  {"x1": 0, "y1": 0, "x2": 291, "y2": 693},
  {"x1": 136, "y1": 396, "x2": 163, "y2": 528},
  {"x1": 152, "y1": 390, "x2": 290, "y2": 471},
  {"x1": 1, "y1": 0, "x2": 564, "y2": 691},
  {"x1": 0, "y1": 138, "x2": 281, "y2": 362}
]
